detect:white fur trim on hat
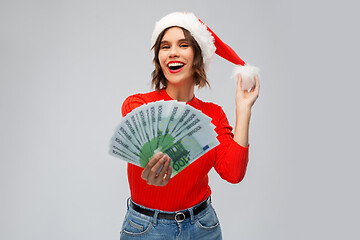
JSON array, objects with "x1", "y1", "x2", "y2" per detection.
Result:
[
  {"x1": 232, "y1": 64, "x2": 260, "y2": 91},
  {"x1": 151, "y1": 12, "x2": 216, "y2": 70}
]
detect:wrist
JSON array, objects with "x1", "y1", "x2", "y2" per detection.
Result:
[{"x1": 236, "y1": 104, "x2": 252, "y2": 115}]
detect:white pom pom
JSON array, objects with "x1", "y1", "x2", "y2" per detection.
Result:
[{"x1": 232, "y1": 64, "x2": 260, "y2": 91}]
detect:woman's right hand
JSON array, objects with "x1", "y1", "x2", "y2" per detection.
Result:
[{"x1": 141, "y1": 152, "x2": 172, "y2": 186}]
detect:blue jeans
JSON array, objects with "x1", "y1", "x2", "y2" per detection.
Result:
[{"x1": 120, "y1": 197, "x2": 222, "y2": 240}]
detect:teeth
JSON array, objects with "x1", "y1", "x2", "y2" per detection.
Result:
[{"x1": 168, "y1": 62, "x2": 184, "y2": 67}]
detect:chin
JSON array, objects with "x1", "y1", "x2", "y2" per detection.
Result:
[
  {"x1": 166, "y1": 77, "x2": 191, "y2": 86},
  {"x1": 164, "y1": 72, "x2": 194, "y2": 85}
]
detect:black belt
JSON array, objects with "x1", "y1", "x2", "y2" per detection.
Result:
[{"x1": 129, "y1": 197, "x2": 210, "y2": 222}]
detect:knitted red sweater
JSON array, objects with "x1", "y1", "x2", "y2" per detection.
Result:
[{"x1": 121, "y1": 89, "x2": 249, "y2": 211}]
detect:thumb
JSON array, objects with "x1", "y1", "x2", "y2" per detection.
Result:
[{"x1": 237, "y1": 74, "x2": 243, "y2": 90}]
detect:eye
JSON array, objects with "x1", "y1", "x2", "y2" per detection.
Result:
[
  {"x1": 180, "y1": 44, "x2": 189, "y2": 48},
  {"x1": 161, "y1": 45, "x2": 170, "y2": 49}
]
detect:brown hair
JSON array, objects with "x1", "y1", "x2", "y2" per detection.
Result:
[{"x1": 151, "y1": 27, "x2": 209, "y2": 91}]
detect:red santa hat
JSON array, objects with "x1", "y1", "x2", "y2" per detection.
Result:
[{"x1": 151, "y1": 12, "x2": 260, "y2": 90}]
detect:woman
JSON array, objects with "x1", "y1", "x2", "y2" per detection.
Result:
[{"x1": 119, "y1": 12, "x2": 259, "y2": 240}]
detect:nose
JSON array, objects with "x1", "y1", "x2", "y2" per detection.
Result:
[{"x1": 168, "y1": 46, "x2": 179, "y2": 58}]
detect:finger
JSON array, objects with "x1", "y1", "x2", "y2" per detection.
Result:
[
  {"x1": 158, "y1": 156, "x2": 170, "y2": 179},
  {"x1": 237, "y1": 74, "x2": 242, "y2": 90},
  {"x1": 154, "y1": 156, "x2": 171, "y2": 186},
  {"x1": 161, "y1": 162, "x2": 172, "y2": 186},
  {"x1": 254, "y1": 75, "x2": 260, "y2": 94},
  {"x1": 147, "y1": 155, "x2": 168, "y2": 183},
  {"x1": 249, "y1": 85, "x2": 255, "y2": 92},
  {"x1": 248, "y1": 75, "x2": 259, "y2": 93},
  {"x1": 141, "y1": 152, "x2": 163, "y2": 180}
]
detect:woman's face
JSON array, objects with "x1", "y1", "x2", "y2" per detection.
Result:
[{"x1": 158, "y1": 27, "x2": 195, "y2": 88}]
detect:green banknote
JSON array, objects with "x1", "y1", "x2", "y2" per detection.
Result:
[{"x1": 109, "y1": 100, "x2": 219, "y2": 177}]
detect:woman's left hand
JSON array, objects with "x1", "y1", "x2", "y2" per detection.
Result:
[{"x1": 236, "y1": 74, "x2": 260, "y2": 111}]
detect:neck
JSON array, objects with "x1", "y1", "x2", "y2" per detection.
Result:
[{"x1": 165, "y1": 83, "x2": 195, "y2": 102}]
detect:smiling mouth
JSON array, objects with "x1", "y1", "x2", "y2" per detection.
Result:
[{"x1": 167, "y1": 62, "x2": 185, "y2": 73}]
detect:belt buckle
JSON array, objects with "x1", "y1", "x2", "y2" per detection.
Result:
[{"x1": 175, "y1": 211, "x2": 185, "y2": 223}]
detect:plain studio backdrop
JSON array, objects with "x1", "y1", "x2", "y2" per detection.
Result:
[{"x1": 0, "y1": 0, "x2": 359, "y2": 239}]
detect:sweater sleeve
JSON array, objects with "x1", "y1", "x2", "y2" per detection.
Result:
[
  {"x1": 213, "y1": 107, "x2": 249, "y2": 184},
  {"x1": 121, "y1": 94, "x2": 147, "y2": 117}
]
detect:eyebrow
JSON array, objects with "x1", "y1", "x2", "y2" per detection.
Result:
[{"x1": 160, "y1": 38, "x2": 188, "y2": 44}]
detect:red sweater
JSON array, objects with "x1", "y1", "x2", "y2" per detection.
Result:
[{"x1": 121, "y1": 89, "x2": 249, "y2": 211}]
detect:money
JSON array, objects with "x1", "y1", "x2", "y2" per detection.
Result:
[{"x1": 109, "y1": 100, "x2": 219, "y2": 177}]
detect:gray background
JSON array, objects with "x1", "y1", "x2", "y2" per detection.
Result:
[{"x1": 1, "y1": 0, "x2": 359, "y2": 239}]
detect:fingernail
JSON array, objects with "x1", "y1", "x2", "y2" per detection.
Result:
[{"x1": 158, "y1": 152, "x2": 164, "y2": 157}]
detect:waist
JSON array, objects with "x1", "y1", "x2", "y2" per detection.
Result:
[
  {"x1": 128, "y1": 165, "x2": 212, "y2": 211},
  {"x1": 129, "y1": 196, "x2": 211, "y2": 222}
]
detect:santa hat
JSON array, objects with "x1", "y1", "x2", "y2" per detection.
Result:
[{"x1": 151, "y1": 12, "x2": 259, "y2": 90}]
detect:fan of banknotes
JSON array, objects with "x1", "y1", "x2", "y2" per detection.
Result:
[{"x1": 109, "y1": 100, "x2": 219, "y2": 178}]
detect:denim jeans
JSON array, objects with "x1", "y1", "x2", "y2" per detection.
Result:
[{"x1": 120, "y1": 197, "x2": 222, "y2": 240}]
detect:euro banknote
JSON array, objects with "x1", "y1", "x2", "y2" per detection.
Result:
[{"x1": 109, "y1": 100, "x2": 219, "y2": 177}]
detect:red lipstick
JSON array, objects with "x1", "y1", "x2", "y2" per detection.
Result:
[{"x1": 167, "y1": 61, "x2": 185, "y2": 73}]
